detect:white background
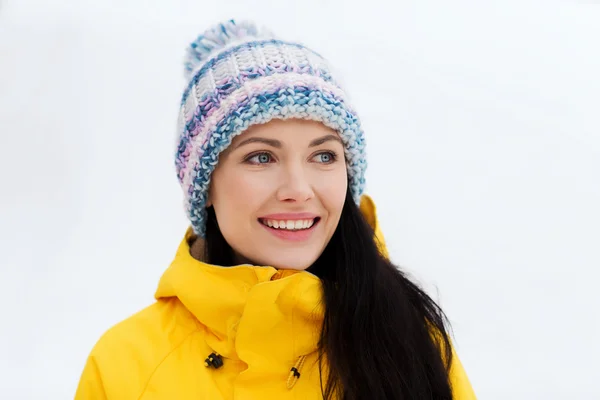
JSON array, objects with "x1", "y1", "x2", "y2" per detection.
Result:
[{"x1": 1, "y1": 0, "x2": 599, "y2": 398}]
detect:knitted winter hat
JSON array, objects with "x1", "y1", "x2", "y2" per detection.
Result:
[{"x1": 175, "y1": 20, "x2": 367, "y2": 237}]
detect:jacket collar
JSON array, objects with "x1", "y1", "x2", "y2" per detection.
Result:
[{"x1": 155, "y1": 227, "x2": 324, "y2": 363}]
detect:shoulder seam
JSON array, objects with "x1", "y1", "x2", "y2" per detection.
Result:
[{"x1": 136, "y1": 327, "x2": 200, "y2": 400}]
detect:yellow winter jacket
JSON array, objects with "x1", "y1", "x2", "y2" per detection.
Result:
[{"x1": 75, "y1": 195, "x2": 476, "y2": 399}]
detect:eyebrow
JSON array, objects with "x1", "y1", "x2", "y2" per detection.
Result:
[
  {"x1": 234, "y1": 134, "x2": 343, "y2": 150},
  {"x1": 234, "y1": 137, "x2": 282, "y2": 149},
  {"x1": 308, "y1": 135, "x2": 343, "y2": 147}
]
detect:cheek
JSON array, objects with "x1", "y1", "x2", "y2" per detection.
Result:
[
  {"x1": 312, "y1": 166, "x2": 348, "y2": 214},
  {"x1": 211, "y1": 169, "x2": 273, "y2": 224}
]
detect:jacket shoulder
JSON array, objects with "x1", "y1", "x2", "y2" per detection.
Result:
[
  {"x1": 448, "y1": 346, "x2": 477, "y2": 399},
  {"x1": 75, "y1": 298, "x2": 201, "y2": 399}
]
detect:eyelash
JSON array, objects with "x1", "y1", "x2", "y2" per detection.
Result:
[{"x1": 244, "y1": 151, "x2": 338, "y2": 165}]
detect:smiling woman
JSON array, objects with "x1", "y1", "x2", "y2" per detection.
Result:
[{"x1": 75, "y1": 19, "x2": 477, "y2": 400}]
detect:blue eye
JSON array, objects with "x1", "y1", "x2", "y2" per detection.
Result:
[
  {"x1": 313, "y1": 152, "x2": 337, "y2": 164},
  {"x1": 247, "y1": 152, "x2": 272, "y2": 164}
]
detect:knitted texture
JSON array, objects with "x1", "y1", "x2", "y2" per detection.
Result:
[{"x1": 175, "y1": 20, "x2": 366, "y2": 237}]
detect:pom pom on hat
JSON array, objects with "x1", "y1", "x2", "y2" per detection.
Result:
[{"x1": 183, "y1": 19, "x2": 274, "y2": 80}]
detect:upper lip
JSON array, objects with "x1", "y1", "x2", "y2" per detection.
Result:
[{"x1": 259, "y1": 212, "x2": 319, "y2": 220}]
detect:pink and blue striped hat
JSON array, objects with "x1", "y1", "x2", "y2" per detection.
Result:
[{"x1": 175, "y1": 20, "x2": 367, "y2": 237}]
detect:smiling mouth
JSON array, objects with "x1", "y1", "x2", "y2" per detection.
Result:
[{"x1": 258, "y1": 217, "x2": 321, "y2": 231}]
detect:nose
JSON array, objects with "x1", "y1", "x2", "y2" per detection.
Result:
[{"x1": 276, "y1": 163, "x2": 315, "y2": 203}]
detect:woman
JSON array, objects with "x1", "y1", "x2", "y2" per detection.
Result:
[{"x1": 75, "y1": 20, "x2": 476, "y2": 399}]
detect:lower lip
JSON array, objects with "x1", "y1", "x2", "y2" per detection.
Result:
[{"x1": 259, "y1": 219, "x2": 319, "y2": 242}]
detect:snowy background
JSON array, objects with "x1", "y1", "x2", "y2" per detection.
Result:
[{"x1": 1, "y1": 0, "x2": 599, "y2": 398}]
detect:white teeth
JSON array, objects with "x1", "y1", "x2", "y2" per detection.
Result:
[{"x1": 262, "y1": 218, "x2": 316, "y2": 230}]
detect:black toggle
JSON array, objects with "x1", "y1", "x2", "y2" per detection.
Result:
[
  {"x1": 204, "y1": 352, "x2": 224, "y2": 369},
  {"x1": 290, "y1": 367, "x2": 300, "y2": 378}
]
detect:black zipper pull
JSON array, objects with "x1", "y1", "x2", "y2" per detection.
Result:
[{"x1": 204, "y1": 352, "x2": 224, "y2": 369}]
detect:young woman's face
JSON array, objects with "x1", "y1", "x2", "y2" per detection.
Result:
[{"x1": 207, "y1": 119, "x2": 348, "y2": 270}]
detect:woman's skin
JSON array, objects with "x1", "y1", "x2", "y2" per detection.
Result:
[{"x1": 205, "y1": 118, "x2": 348, "y2": 270}]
